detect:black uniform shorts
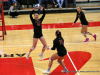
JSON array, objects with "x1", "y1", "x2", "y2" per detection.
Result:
[
  {"x1": 33, "y1": 33, "x2": 43, "y2": 39},
  {"x1": 57, "y1": 50, "x2": 67, "y2": 57},
  {"x1": 81, "y1": 21, "x2": 88, "y2": 25}
]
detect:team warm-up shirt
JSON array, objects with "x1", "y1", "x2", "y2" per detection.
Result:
[
  {"x1": 30, "y1": 9, "x2": 45, "y2": 34},
  {"x1": 51, "y1": 37, "x2": 67, "y2": 53},
  {"x1": 74, "y1": 11, "x2": 88, "y2": 24}
]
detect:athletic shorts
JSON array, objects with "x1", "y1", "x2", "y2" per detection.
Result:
[
  {"x1": 81, "y1": 21, "x2": 88, "y2": 25},
  {"x1": 57, "y1": 51, "x2": 67, "y2": 57},
  {"x1": 33, "y1": 33, "x2": 43, "y2": 39}
]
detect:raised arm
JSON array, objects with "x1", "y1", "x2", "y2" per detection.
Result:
[
  {"x1": 30, "y1": 10, "x2": 35, "y2": 21},
  {"x1": 40, "y1": 8, "x2": 46, "y2": 21}
]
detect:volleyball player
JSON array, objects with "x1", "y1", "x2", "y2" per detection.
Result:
[
  {"x1": 43, "y1": 30, "x2": 68, "y2": 74},
  {"x1": 26, "y1": 6, "x2": 47, "y2": 60},
  {"x1": 72, "y1": 7, "x2": 97, "y2": 43}
]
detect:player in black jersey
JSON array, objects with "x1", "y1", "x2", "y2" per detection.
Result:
[
  {"x1": 43, "y1": 30, "x2": 68, "y2": 74},
  {"x1": 26, "y1": 6, "x2": 47, "y2": 60},
  {"x1": 72, "y1": 7, "x2": 97, "y2": 43}
]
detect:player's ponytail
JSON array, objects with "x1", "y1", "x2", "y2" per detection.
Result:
[
  {"x1": 56, "y1": 30, "x2": 62, "y2": 38},
  {"x1": 79, "y1": 6, "x2": 82, "y2": 10}
]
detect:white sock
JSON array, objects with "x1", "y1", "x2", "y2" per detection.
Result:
[
  {"x1": 64, "y1": 67, "x2": 68, "y2": 71},
  {"x1": 47, "y1": 67, "x2": 50, "y2": 71},
  {"x1": 40, "y1": 52, "x2": 44, "y2": 55},
  {"x1": 86, "y1": 37, "x2": 88, "y2": 39},
  {"x1": 92, "y1": 34, "x2": 94, "y2": 36},
  {"x1": 27, "y1": 52, "x2": 30, "y2": 55}
]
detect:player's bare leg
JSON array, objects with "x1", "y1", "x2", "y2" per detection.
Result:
[
  {"x1": 26, "y1": 38, "x2": 38, "y2": 60},
  {"x1": 39, "y1": 36, "x2": 47, "y2": 60},
  {"x1": 58, "y1": 57, "x2": 68, "y2": 73},
  {"x1": 85, "y1": 28, "x2": 97, "y2": 41},
  {"x1": 44, "y1": 53, "x2": 59, "y2": 74},
  {"x1": 44, "y1": 54, "x2": 68, "y2": 74},
  {"x1": 81, "y1": 25, "x2": 89, "y2": 43}
]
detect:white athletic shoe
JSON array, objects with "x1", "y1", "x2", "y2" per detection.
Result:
[
  {"x1": 61, "y1": 70, "x2": 69, "y2": 73},
  {"x1": 26, "y1": 53, "x2": 29, "y2": 60},
  {"x1": 55, "y1": 4, "x2": 58, "y2": 8},
  {"x1": 43, "y1": 70, "x2": 50, "y2": 74},
  {"x1": 59, "y1": 7, "x2": 62, "y2": 9},
  {"x1": 39, "y1": 54, "x2": 43, "y2": 60}
]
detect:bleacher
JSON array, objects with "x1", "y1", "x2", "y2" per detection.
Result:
[
  {"x1": 76, "y1": 0, "x2": 100, "y2": 7},
  {"x1": 2, "y1": 0, "x2": 100, "y2": 15}
]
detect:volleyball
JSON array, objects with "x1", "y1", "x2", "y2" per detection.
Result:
[{"x1": 35, "y1": 4, "x2": 40, "y2": 9}]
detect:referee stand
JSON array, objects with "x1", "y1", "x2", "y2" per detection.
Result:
[{"x1": 0, "y1": 2, "x2": 7, "y2": 40}]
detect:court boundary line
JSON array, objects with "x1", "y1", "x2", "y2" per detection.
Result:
[
  {"x1": 34, "y1": 67, "x2": 44, "y2": 72},
  {"x1": 0, "y1": 42, "x2": 100, "y2": 47},
  {"x1": 67, "y1": 53, "x2": 80, "y2": 75},
  {"x1": 36, "y1": 53, "x2": 81, "y2": 75}
]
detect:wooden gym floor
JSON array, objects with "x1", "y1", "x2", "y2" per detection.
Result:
[{"x1": 0, "y1": 12, "x2": 100, "y2": 75}]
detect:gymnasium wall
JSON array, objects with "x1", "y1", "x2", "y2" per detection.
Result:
[
  {"x1": 89, "y1": 0, "x2": 100, "y2": 1},
  {"x1": 76, "y1": 0, "x2": 100, "y2": 2},
  {"x1": 76, "y1": 0, "x2": 88, "y2": 1}
]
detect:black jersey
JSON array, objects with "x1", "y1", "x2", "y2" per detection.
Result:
[
  {"x1": 30, "y1": 9, "x2": 45, "y2": 34},
  {"x1": 51, "y1": 37, "x2": 67, "y2": 57},
  {"x1": 74, "y1": 11, "x2": 88, "y2": 25}
]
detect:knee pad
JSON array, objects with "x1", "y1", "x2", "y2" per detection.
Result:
[
  {"x1": 49, "y1": 57, "x2": 53, "y2": 61},
  {"x1": 57, "y1": 60, "x2": 62, "y2": 64},
  {"x1": 81, "y1": 32, "x2": 85, "y2": 35},
  {"x1": 31, "y1": 47, "x2": 35, "y2": 50},
  {"x1": 87, "y1": 32, "x2": 89, "y2": 34}
]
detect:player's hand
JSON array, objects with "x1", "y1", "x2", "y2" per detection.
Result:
[
  {"x1": 40, "y1": 6, "x2": 43, "y2": 9},
  {"x1": 44, "y1": 46, "x2": 49, "y2": 50},
  {"x1": 72, "y1": 23, "x2": 75, "y2": 26},
  {"x1": 33, "y1": 7, "x2": 36, "y2": 11},
  {"x1": 46, "y1": 46, "x2": 51, "y2": 50},
  {"x1": 47, "y1": 46, "x2": 50, "y2": 50},
  {"x1": 79, "y1": 24, "x2": 82, "y2": 27}
]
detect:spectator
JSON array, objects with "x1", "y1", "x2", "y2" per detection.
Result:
[
  {"x1": 12, "y1": 0, "x2": 17, "y2": 9},
  {"x1": 43, "y1": 0, "x2": 56, "y2": 9},
  {"x1": 50, "y1": 0, "x2": 57, "y2": 8},
  {"x1": 38, "y1": 0, "x2": 43, "y2": 6},
  {"x1": 12, "y1": 0, "x2": 17, "y2": 3},
  {"x1": 43, "y1": 0, "x2": 48, "y2": 9},
  {"x1": 72, "y1": 0, "x2": 76, "y2": 7},
  {"x1": 8, "y1": 3, "x2": 19, "y2": 18},
  {"x1": 38, "y1": 0, "x2": 49, "y2": 14},
  {"x1": 52, "y1": 0, "x2": 56, "y2": 5},
  {"x1": 38, "y1": 0, "x2": 42, "y2": 14},
  {"x1": 22, "y1": 5, "x2": 25, "y2": 9},
  {"x1": 56, "y1": 0, "x2": 64, "y2": 9},
  {"x1": 38, "y1": 0, "x2": 56, "y2": 14},
  {"x1": 65, "y1": 0, "x2": 76, "y2": 7}
]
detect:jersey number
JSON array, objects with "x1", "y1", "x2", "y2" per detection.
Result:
[
  {"x1": 35, "y1": 21, "x2": 41, "y2": 26},
  {"x1": 78, "y1": 15, "x2": 81, "y2": 19},
  {"x1": 59, "y1": 40, "x2": 63, "y2": 45}
]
